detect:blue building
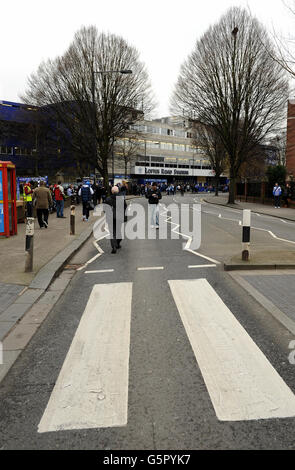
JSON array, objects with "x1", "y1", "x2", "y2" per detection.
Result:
[{"x1": 0, "y1": 100, "x2": 77, "y2": 179}]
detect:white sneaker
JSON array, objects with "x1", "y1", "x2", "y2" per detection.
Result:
[{"x1": 155, "y1": 225, "x2": 159, "y2": 229}]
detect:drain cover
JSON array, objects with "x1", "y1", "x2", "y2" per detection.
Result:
[{"x1": 64, "y1": 264, "x2": 84, "y2": 270}]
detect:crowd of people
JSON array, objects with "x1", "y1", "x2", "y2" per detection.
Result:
[{"x1": 272, "y1": 183, "x2": 293, "y2": 209}]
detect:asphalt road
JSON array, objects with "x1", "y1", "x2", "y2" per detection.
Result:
[{"x1": 0, "y1": 194, "x2": 295, "y2": 450}]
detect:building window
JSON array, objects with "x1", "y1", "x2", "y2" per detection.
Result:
[
  {"x1": 174, "y1": 144, "x2": 185, "y2": 152},
  {"x1": 161, "y1": 142, "x2": 173, "y2": 150},
  {"x1": 151, "y1": 156, "x2": 164, "y2": 162}
]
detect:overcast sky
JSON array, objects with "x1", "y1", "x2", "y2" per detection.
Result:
[{"x1": 1, "y1": 0, "x2": 294, "y2": 117}]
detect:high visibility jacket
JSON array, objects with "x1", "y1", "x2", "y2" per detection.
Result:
[{"x1": 23, "y1": 185, "x2": 33, "y2": 202}]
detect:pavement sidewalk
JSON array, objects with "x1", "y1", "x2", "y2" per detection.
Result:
[
  {"x1": 0, "y1": 196, "x2": 138, "y2": 344},
  {"x1": 203, "y1": 193, "x2": 295, "y2": 221},
  {"x1": 203, "y1": 194, "x2": 295, "y2": 270}
]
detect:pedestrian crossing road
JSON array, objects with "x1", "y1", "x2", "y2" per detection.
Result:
[
  {"x1": 0, "y1": 196, "x2": 295, "y2": 449},
  {"x1": 38, "y1": 279, "x2": 295, "y2": 434}
]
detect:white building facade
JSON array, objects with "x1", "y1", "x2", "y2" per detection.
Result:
[{"x1": 112, "y1": 117, "x2": 225, "y2": 186}]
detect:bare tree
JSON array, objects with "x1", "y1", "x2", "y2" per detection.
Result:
[
  {"x1": 21, "y1": 27, "x2": 154, "y2": 188},
  {"x1": 171, "y1": 7, "x2": 288, "y2": 204},
  {"x1": 267, "y1": 1, "x2": 295, "y2": 78},
  {"x1": 114, "y1": 133, "x2": 141, "y2": 178},
  {"x1": 192, "y1": 123, "x2": 227, "y2": 196}
]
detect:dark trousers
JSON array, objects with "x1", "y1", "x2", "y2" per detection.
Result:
[
  {"x1": 37, "y1": 209, "x2": 49, "y2": 228},
  {"x1": 26, "y1": 202, "x2": 33, "y2": 218},
  {"x1": 274, "y1": 196, "x2": 281, "y2": 207},
  {"x1": 110, "y1": 221, "x2": 122, "y2": 250},
  {"x1": 82, "y1": 201, "x2": 90, "y2": 219}
]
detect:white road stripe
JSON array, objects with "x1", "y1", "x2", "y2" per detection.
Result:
[
  {"x1": 85, "y1": 269, "x2": 114, "y2": 274},
  {"x1": 188, "y1": 265, "x2": 217, "y2": 269},
  {"x1": 38, "y1": 283, "x2": 133, "y2": 433},
  {"x1": 169, "y1": 279, "x2": 295, "y2": 422},
  {"x1": 137, "y1": 267, "x2": 164, "y2": 271},
  {"x1": 185, "y1": 249, "x2": 221, "y2": 265}
]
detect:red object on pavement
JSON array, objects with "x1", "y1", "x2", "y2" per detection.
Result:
[{"x1": 0, "y1": 161, "x2": 17, "y2": 237}]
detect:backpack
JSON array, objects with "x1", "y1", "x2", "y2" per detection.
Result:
[
  {"x1": 81, "y1": 185, "x2": 91, "y2": 202},
  {"x1": 54, "y1": 186, "x2": 62, "y2": 200}
]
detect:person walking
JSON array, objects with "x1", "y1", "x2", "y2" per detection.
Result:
[
  {"x1": 78, "y1": 183, "x2": 94, "y2": 221},
  {"x1": 33, "y1": 181, "x2": 53, "y2": 229},
  {"x1": 23, "y1": 181, "x2": 34, "y2": 218},
  {"x1": 53, "y1": 181, "x2": 66, "y2": 218},
  {"x1": 273, "y1": 183, "x2": 282, "y2": 209},
  {"x1": 147, "y1": 182, "x2": 162, "y2": 229},
  {"x1": 105, "y1": 186, "x2": 126, "y2": 254},
  {"x1": 283, "y1": 183, "x2": 292, "y2": 208}
]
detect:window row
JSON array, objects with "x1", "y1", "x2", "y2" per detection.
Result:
[
  {"x1": 135, "y1": 162, "x2": 212, "y2": 170},
  {"x1": 0, "y1": 146, "x2": 34, "y2": 156},
  {"x1": 116, "y1": 139, "x2": 202, "y2": 153},
  {"x1": 129, "y1": 124, "x2": 193, "y2": 139}
]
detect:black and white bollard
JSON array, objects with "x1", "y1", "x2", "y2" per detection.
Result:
[
  {"x1": 242, "y1": 210, "x2": 251, "y2": 261},
  {"x1": 70, "y1": 205, "x2": 75, "y2": 235},
  {"x1": 25, "y1": 217, "x2": 34, "y2": 272}
]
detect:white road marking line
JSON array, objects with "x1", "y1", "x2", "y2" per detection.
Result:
[
  {"x1": 188, "y1": 265, "x2": 217, "y2": 269},
  {"x1": 160, "y1": 206, "x2": 221, "y2": 265},
  {"x1": 279, "y1": 218, "x2": 295, "y2": 225},
  {"x1": 201, "y1": 207, "x2": 295, "y2": 245},
  {"x1": 252, "y1": 227, "x2": 295, "y2": 245},
  {"x1": 77, "y1": 216, "x2": 109, "y2": 271},
  {"x1": 137, "y1": 267, "x2": 164, "y2": 271},
  {"x1": 38, "y1": 283, "x2": 133, "y2": 433},
  {"x1": 85, "y1": 269, "x2": 114, "y2": 274},
  {"x1": 169, "y1": 279, "x2": 295, "y2": 422},
  {"x1": 185, "y1": 250, "x2": 221, "y2": 265}
]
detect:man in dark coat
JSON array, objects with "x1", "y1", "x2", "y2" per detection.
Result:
[{"x1": 105, "y1": 186, "x2": 127, "y2": 253}]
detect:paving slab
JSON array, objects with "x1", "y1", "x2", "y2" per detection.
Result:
[
  {"x1": 2, "y1": 323, "x2": 39, "y2": 351},
  {"x1": 14, "y1": 288, "x2": 44, "y2": 304},
  {"x1": 0, "y1": 350, "x2": 21, "y2": 382},
  {"x1": 0, "y1": 284, "x2": 26, "y2": 313},
  {"x1": 0, "y1": 322, "x2": 16, "y2": 341},
  {"x1": 242, "y1": 274, "x2": 295, "y2": 324},
  {"x1": 19, "y1": 304, "x2": 53, "y2": 325},
  {"x1": 0, "y1": 303, "x2": 31, "y2": 324},
  {"x1": 37, "y1": 290, "x2": 63, "y2": 306},
  {"x1": 230, "y1": 271, "x2": 295, "y2": 336}
]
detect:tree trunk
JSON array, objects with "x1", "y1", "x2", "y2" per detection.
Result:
[
  {"x1": 102, "y1": 161, "x2": 110, "y2": 194},
  {"x1": 215, "y1": 175, "x2": 219, "y2": 197},
  {"x1": 228, "y1": 173, "x2": 236, "y2": 204}
]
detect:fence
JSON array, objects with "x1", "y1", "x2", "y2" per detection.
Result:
[{"x1": 236, "y1": 181, "x2": 295, "y2": 206}]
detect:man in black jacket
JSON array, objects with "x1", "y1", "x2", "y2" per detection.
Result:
[
  {"x1": 105, "y1": 186, "x2": 127, "y2": 253},
  {"x1": 147, "y1": 183, "x2": 162, "y2": 229}
]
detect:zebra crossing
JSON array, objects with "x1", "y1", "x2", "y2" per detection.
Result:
[{"x1": 38, "y1": 279, "x2": 295, "y2": 433}]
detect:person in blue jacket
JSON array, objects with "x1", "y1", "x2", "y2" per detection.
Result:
[{"x1": 273, "y1": 183, "x2": 282, "y2": 209}]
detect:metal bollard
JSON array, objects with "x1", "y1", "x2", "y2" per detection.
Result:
[
  {"x1": 25, "y1": 217, "x2": 34, "y2": 272},
  {"x1": 242, "y1": 210, "x2": 251, "y2": 261},
  {"x1": 70, "y1": 205, "x2": 75, "y2": 235}
]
